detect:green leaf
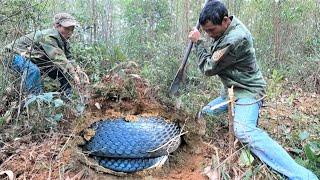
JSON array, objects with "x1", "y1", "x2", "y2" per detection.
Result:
[
  {"x1": 299, "y1": 131, "x2": 310, "y2": 141},
  {"x1": 243, "y1": 169, "x2": 253, "y2": 180},
  {"x1": 53, "y1": 113, "x2": 63, "y2": 121},
  {"x1": 290, "y1": 148, "x2": 303, "y2": 154},
  {"x1": 38, "y1": 92, "x2": 59, "y2": 102},
  {"x1": 309, "y1": 142, "x2": 320, "y2": 156},
  {"x1": 304, "y1": 145, "x2": 316, "y2": 161},
  {"x1": 76, "y1": 104, "x2": 85, "y2": 114},
  {"x1": 25, "y1": 92, "x2": 60, "y2": 107},
  {"x1": 239, "y1": 149, "x2": 254, "y2": 167},
  {"x1": 53, "y1": 99, "x2": 64, "y2": 108},
  {"x1": 0, "y1": 117, "x2": 4, "y2": 125}
]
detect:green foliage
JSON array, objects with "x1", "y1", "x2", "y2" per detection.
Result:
[
  {"x1": 267, "y1": 69, "x2": 284, "y2": 99},
  {"x1": 0, "y1": 117, "x2": 4, "y2": 126},
  {"x1": 296, "y1": 141, "x2": 320, "y2": 176},
  {"x1": 72, "y1": 43, "x2": 127, "y2": 83},
  {"x1": 120, "y1": 0, "x2": 171, "y2": 62},
  {"x1": 304, "y1": 142, "x2": 320, "y2": 163},
  {"x1": 0, "y1": 1, "x2": 319, "y2": 178},
  {"x1": 24, "y1": 92, "x2": 65, "y2": 123},
  {"x1": 239, "y1": 149, "x2": 255, "y2": 167}
]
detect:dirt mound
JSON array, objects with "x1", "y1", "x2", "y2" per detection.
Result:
[
  {"x1": 0, "y1": 62, "x2": 206, "y2": 179},
  {"x1": 3, "y1": 62, "x2": 317, "y2": 179},
  {"x1": 79, "y1": 62, "x2": 184, "y2": 126}
]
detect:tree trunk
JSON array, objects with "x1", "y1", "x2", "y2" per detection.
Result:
[
  {"x1": 233, "y1": 0, "x2": 237, "y2": 16},
  {"x1": 183, "y1": 0, "x2": 190, "y2": 38},
  {"x1": 315, "y1": 0, "x2": 320, "y2": 38},
  {"x1": 273, "y1": 1, "x2": 281, "y2": 61},
  {"x1": 175, "y1": 0, "x2": 180, "y2": 42},
  {"x1": 103, "y1": 0, "x2": 113, "y2": 46},
  {"x1": 92, "y1": 0, "x2": 97, "y2": 44}
]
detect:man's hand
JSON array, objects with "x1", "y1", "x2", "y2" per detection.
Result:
[{"x1": 188, "y1": 28, "x2": 201, "y2": 43}]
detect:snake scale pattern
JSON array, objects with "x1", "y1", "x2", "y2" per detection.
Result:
[{"x1": 83, "y1": 116, "x2": 181, "y2": 172}]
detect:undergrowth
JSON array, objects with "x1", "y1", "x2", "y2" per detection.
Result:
[{"x1": 0, "y1": 41, "x2": 319, "y2": 178}]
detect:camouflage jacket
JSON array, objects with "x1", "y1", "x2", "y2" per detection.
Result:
[
  {"x1": 4, "y1": 28, "x2": 77, "y2": 81},
  {"x1": 195, "y1": 16, "x2": 266, "y2": 99}
]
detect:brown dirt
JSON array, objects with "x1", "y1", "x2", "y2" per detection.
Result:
[{"x1": 0, "y1": 63, "x2": 210, "y2": 180}]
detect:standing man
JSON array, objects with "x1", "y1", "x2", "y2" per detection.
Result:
[
  {"x1": 188, "y1": 1, "x2": 317, "y2": 179},
  {"x1": 4, "y1": 13, "x2": 89, "y2": 97}
]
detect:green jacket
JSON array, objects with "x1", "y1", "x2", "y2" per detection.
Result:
[
  {"x1": 4, "y1": 28, "x2": 77, "y2": 79},
  {"x1": 195, "y1": 16, "x2": 266, "y2": 99}
]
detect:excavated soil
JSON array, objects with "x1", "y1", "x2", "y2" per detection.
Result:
[
  {"x1": 0, "y1": 62, "x2": 207, "y2": 180},
  {"x1": 0, "y1": 63, "x2": 319, "y2": 179}
]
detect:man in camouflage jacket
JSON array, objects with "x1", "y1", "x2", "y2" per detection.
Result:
[
  {"x1": 188, "y1": 1, "x2": 317, "y2": 179},
  {"x1": 3, "y1": 13, "x2": 89, "y2": 96}
]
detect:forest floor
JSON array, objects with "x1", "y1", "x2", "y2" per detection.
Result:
[{"x1": 0, "y1": 64, "x2": 319, "y2": 180}]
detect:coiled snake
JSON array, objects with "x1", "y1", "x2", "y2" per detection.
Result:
[{"x1": 82, "y1": 116, "x2": 181, "y2": 173}]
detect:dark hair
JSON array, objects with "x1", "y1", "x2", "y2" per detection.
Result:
[{"x1": 199, "y1": 0, "x2": 228, "y2": 25}]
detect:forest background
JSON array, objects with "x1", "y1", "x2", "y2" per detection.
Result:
[{"x1": 0, "y1": 0, "x2": 319, "y2": 179}]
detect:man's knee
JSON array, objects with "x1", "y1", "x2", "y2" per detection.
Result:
[
  {"x1": 234, "y1": 124, "x2": 248, "y2": 142},
  {"x1": 29, "y1": 65, "x2": 41, "y2": 76},
  {"x1": 25, "y1": 64, "x2": 41, "y2": 80},
  {"x1": 234, "y1": 122, "x2": 257, "y2": 143},
  {"x1": 23, "y1": 63, "x2": 43, "y2": 93}
]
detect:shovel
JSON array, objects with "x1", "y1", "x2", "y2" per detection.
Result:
[{"x1": 169, "y1": 0, "x2": 209, "y2": 96}]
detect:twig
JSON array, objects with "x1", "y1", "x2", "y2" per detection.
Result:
[
  {"x1": 259, "y1": 161, "x2": 279, "y2": 179},
  {"x1": 214, "y1": 144, "x2": 248, "y2": 170},
  {"x1": 148, "y1": 115, "x2": 190, "y2": 154},
  {"x1": 147, "y1": 131, "x2": 188, "y2": 153},
  {"x1": 47, "y1": 159, "x2": 52, "y2": 180},
  {"x1": 0, "y1": 140, "x2": 14, "y2": 149},
  {"x1": 56, "y1": 126, "x2": 78, "y2": 159},
  {"x1": 76, "y1": 147, "x2": 127, "y2": 176},
  {"x1": 0, "y1": 1, "x2": 43, "y2": 24},
  {"x1": 0, "y1": 155, "x2": 16, "y2": 170}
]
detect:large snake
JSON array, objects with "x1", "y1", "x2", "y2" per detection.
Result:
[{"x1": 82, "y1": 116, "x2": 181, "y2": 173}]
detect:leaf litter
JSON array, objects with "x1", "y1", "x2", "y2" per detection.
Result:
[{"x1": 0, "y1": 63, "x2": 319, "y2": 179}]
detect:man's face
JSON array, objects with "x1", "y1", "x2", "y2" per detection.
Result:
[
  {"x1": 202, "y1": 17, "x2": 229, "y2": 39},
  {"x1": 56, "y1": 25, "x2": 74, "y2": 40}
]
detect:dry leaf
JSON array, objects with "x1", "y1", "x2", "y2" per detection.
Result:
[
  {"x1": 203, "y1": 166, "x2": 220, "y2": 180},
  {"x1": 4, "y1": 110, "x2": 12, "y2": 124},
  {"x1": 65, "y1": 170, "x2": 84, "y2": 180},
  {"x1": 83, "y1": 128, "x2": 96, "y2": 141}
]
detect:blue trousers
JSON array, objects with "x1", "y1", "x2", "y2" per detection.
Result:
[
  {"x1": 11, "y1": 55, "x2": 71, "y2": 95},
  {"x1": 11, "y1": 55, "x2": 43, "y2": 95},
  {"x1": 202, "y1": 96, "x2": 318, "y2": 180}
]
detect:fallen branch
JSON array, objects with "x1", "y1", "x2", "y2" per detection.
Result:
[
  {"x1": 0, "y1": 170, "x2": 14, "y2": 180},
  {"x1": 228, "y1": 86, "x2": 235, "y2": 157}
]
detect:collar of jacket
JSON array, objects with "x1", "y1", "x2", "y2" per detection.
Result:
[{"x1": 214, "y1": 16, "x2": 240, "y2": 41}]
